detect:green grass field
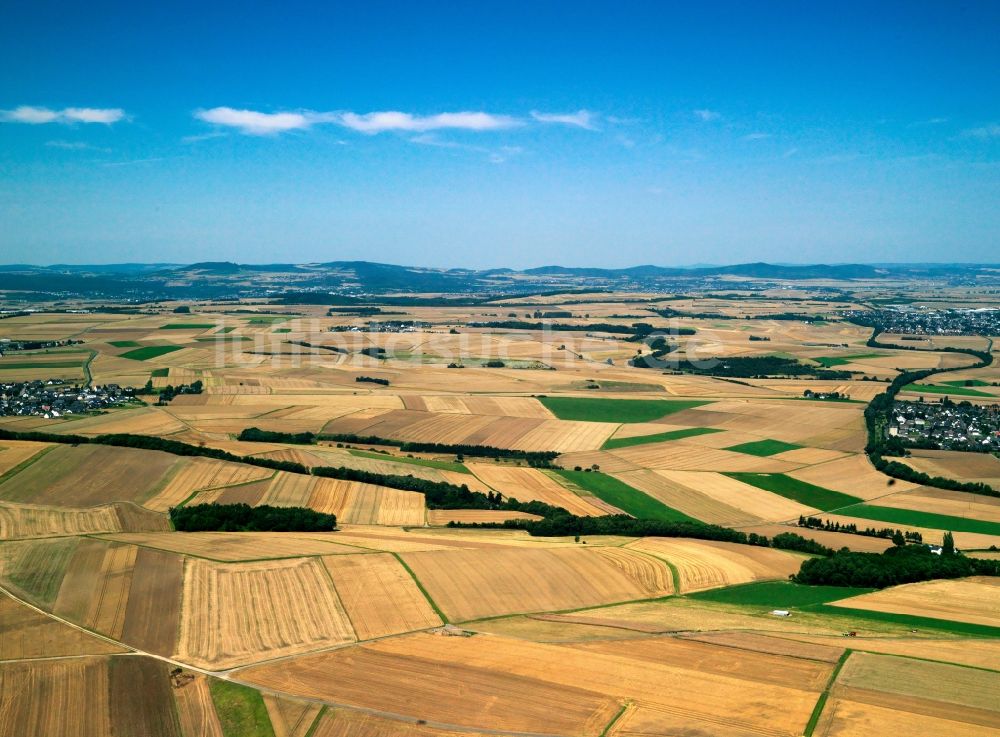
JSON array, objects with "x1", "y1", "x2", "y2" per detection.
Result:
[
  {"x1": 245, "y1": 315, "x2": 291, "y2": 324},
  {"x1": 554, "y1": 470, "x2": 697, "y2": 522},
  {"x1": 347, "y1": 448, "x2": 469, "y2": 474},
  {"x1": 813, "y1": 353, "x2": 882, "y2": 367},
  {"x1": 217, "y1": 326, "x2": 235, "y2": 333},
  {"x1": 725, "y1": 472, "x2": 862, "y2": 511},
  {"x1": 120, "y1": 345, "x2": 184, "y2": 361},
  {"x1": 208, "y1": 679, "x2": 275, "y2": 737},
  {"x1": 108, "y1": 340, "x2": 141, "y2": 348},
  {"x1": 159, "y1": 323, "x2": 216, "y2": 330},
  {"x1": 688, "y1": 581, "x2": 872, "y2": 607},
  {"x1": 902, "y1": 383, "x2": 994, "y2": 397},
  {"x1": 150, "y1": 367, "x2": 170, "y2": 377},
  {"x1": 539, "y1": 396, "x2": 708, "y2": 423},
  {"x1": 810, "y1": 604, "x2": 1000, "y2": 638},
  {"x1": 724, "y1": 439, "x2": 802, "y2": 456},
  {"x1": 273, "y1": 328, "x2": 292, "y2": 333},
  {"x1": 0, "y1": 360, "x2": 82, "y2": 369},
  {"x1": 941, "y1": 379, "x2": 990, "y2": 387},
  {"x1": 601, "y1": 426, "x2": 722, "y2": 450},
  {"x1": 835, "y1": 503, "x2": 1000, "y2": 536}
]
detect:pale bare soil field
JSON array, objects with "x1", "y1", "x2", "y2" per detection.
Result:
[
  {"x1": 0, "y1": 500, "x2": 167, "y2": 539},
  {"x1": 829, "y1": 576, "x2": 1000, "y2": 627}
]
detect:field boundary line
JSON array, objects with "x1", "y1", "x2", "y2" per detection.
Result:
[
  {"x1": 0, "y1": 443, "x2": 58, "y2": 487},
  {"x1": 599, "y1": 701, "x2": 631, "y2": 737},
  {"x1": 316, "y1": 557, "x2": 359, "y2": 642},
  {"x1": 302, "y1": 706, "x2": 326, "y2": 737},
  {"x1": 390, "y1": 552, "x2": 449, "y2": 624},
  {"x1": 803, "y1": 648, "x2": 852, "y2": 736}
]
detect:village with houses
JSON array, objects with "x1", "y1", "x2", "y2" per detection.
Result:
[
  {"x1": 0, "y1": 379, "x2": 137, "y2": 419},
  {"x1": 889, "y1": 397, "x2": 1000, "y2": 452}
]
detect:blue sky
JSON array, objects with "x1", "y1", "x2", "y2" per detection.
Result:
[{"x1": 1, "y1": 1, "x2": 997, "y2": 267}]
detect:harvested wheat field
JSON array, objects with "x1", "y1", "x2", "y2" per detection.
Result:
[
  {"x1": 0, "y1": 444, "x2": 178, "y2": 507},
  {"x1": 175, "y1": 556, "x2": 356, "y2": 668},
  {"x1": 239, "y1": 636, "x2": 622, "y2": 737},
  {"x1": 788, "y1": 453, "x2": 916, "y2": 499},
  {"x1": 309, "y1": 709, "x2": 483, "y2": 737},
  {"x1": 240, "y1": 633, "x2": 823, "y2": 737},
  {"x1": 468, "y1": 463, "x2": 619, "y2": 516},
  {"x1": 628, "y1": 538, "x2": 804, "y2": 593},
  {"x1": 322, "y1": 553, "x2": 441, "y2": 639},
  {"x1": 101, "y1": 531, "x2": 362, "y2": 560},
  {"x1": 829, "y1": 576, "x2": 1000, "y2": 627},
  {"x1": 0, "y1": 592, "x2": 127, "y2": 660},
  {"x1": 0, "y1": 657, "x2": 113, "y2": 737},
  {"x1": 815, "y1": 698, "x2": 1000, "y2": 737},
  {"x1": 0, "y1": 440, "x2": 52, "y2": 475},
  {"x1": 53, "y1": 539, "x2": 137, "y2": 639},
  {"x1": 0, "y1": 501, "x2": 164, "y2": 539},
  {"x1": 173, "y1": 675, "x2": 225, "y2": 737},
  {"x1": 307, "y1": 477, "x2": 426, "y2": 526},
  {"x1": 426, "y1": 509, "x2": 543, "y2": 525},
  {"x1": 902, "y1": 448, "x2": 1000, "y2": 486},
  {"x1": 873, "y1": 486, "x2": 1000, "y2": 522},
  {"x1": 145, "y1": 457, "x2": 274, "y2": 512},
  {"x1": 783, "y1": 634, "x2": 1000, "y2": 671},
  {"x1": 400, "y1": 546, "x2": 673, "y2": 621}
]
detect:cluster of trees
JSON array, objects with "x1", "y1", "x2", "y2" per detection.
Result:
[
  {"x1": 483, "y1": 360, "x2": 506, "y2": 368},
  {"x1": 748, "y1": 335, "x2": 771, "y2": 342},
  {"x1": 318, "y1": 433, "x2": 559, "y2": 465},
  {"x1": 355, "y1": 376, "x2": 390, "y2": 386},
  {"x1": 170, "y1": 503, "x2": 336, "y2": 532},
  {"x1": 237, "y1": 427, "x2": 316, "y2": 445},
  {"x1": 629, "y1": 336, "x2": 679, "y2": 368},
  {"x1": 651, "y1": 308, "x2": 824, "y2": 323},
  {"x1": 793, "y1": 542, "x2": 999, "y2": 588},
  {"x1": 134, "y1": 379, "x2": 204, "y2": 401},
  {"x1": 799, "y1": 516, "x2": 922, "y2": 543},
  {"x1": 359, "y1": 347, "x2": 386, "y2": 357},
  {"x1": 286, "y1": 340, "x2": 346, "y2": 354},
  {"x1": 665, "y1": 355, "x2": 852, "y2": 379}
]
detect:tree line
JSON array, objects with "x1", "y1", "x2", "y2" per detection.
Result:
[
  {"x1": 793, "y1": 541, "x2": 999, "y2": 588},
  {"x1": 170, "y1": 503, "x2": 336, "y2": 532}
]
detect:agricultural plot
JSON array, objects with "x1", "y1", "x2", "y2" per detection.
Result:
[
  {"x1": 0, "y1": 593, "x2": 127, "y2": 660},
  {"x1": 120, "y1": 344, "x2": 185, "y2": 360},
  {"x1": 399, "y1": 546, "x2": 673, "y2": 621},
  {"x1": 901, "y1": 448, "x2": 1000, "y2": 487},
  {"x1": 0, "y1": 501, "x2": 167, "y2": 539},
  {"x1": 102, "y1": 531, "x2": 360, "y2": 561},
  {"x1": 468, "y1": 463, "x2": 619, "y2": 516},
  {"x1": 554, "y1": 469, "x2": 695, "y2": 522},
  {"x1": 628, "y1": 538, "x2": 804, "y2": 593},
  {"x1": 828, "y1": 577, "x2": 1000, "y2": 628},
  {"x1": 725, "y1": 472, "x2": 861, "y2": 511},
  {"x1": 788, "y1": 454, "x2": 917, "y2": 500},
  {"x1": 0, "y1": 444, "x2": 177, "y2": 507},
  {"x1": 322, "y1": 553, "x2": 442, "y2": 639},
  {"x1": 538, "y1": 396, "x2": 709, "y2": 423},
  {"x1": 175, "y1": 556, "x2": 356, "y2": 668},
  {"x1": 240, "y1": 633, "x2": 824, "y2": 737}
]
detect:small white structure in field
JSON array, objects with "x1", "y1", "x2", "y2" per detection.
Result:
[{"x1": 770, "y1": 610, "x2": 791, "y2": 617}]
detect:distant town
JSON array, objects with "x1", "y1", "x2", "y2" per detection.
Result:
[
  {"x1": 0, "y1": 380, "x2": 137, "y2": 418},
  {"x1": 889, "y1": 398, "x2": 1000, "y2": 452},
  {"x1": 843, "y1": 307, "x2": 1000, "y2": 336}
]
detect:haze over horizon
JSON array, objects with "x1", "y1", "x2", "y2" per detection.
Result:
[{"x1": 1, "y1": 1, "x2": 997, "y2": 267}]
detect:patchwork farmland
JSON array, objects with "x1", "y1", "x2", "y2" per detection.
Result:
[{"x1": 1, "y1": 281, "x2": 998, "y2": 736}]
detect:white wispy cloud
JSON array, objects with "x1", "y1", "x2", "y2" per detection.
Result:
[
  {"x1": 693, "y1": 109, "x2": 721, "y2": 122},
  {"x1": 194, "y1": 107, "x2": 313, "y2": 135},
  {"x1": 530, "y1": 110, "x2": 597, "y2": 130},
  {"x1": 742, "y1": 132, "x2": 771, "y2": 141},
  {"x1": 338, "y1": 111, "x2": 520, "y2": 133},
  {"x1": 962, "y1": 123, "x2": 1000, "y2": 139},
  {"x1": 1, "y1": 105, "x2": 125, "y2": 124},
  {"x1": 45, "y1": 139, "x2": 99, "y2": 150},
  {"x1": 194, "y1": 107, "x2": 523, "y2": 136}
]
